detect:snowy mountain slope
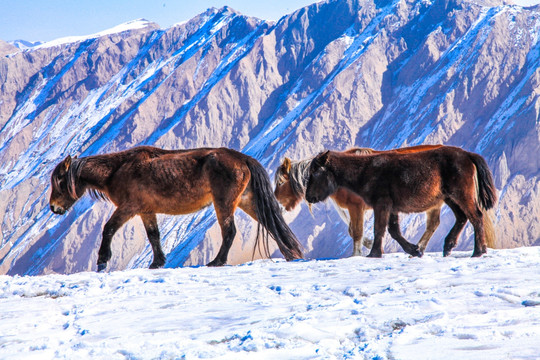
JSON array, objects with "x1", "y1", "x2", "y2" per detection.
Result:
[
  {"x1": 1, "y1": 248, "x2": 540, "y2": 359},
  {"x1": 7, "y1": 39, "x2": 43, "y2": 51},
  {"x1": 0, "y1": 0, "x2": 539, "y2": 275}
]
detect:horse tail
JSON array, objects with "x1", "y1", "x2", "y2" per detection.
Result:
[
  {"x1": 483, "y1": 209, "x2": 497, "y2": 249},
  {"x1": 245, "y1": 158, "x2": 303, "y2": 261},
  {"x1": 468, "y1": 152, "x2": 497, "y2": 210}
]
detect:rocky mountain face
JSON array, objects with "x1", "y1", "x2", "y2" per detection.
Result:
[{"x1": 1, "y1": 0, "x2": 539, "y2": 275}]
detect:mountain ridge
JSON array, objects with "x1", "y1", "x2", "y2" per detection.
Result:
[{"x1": 1, "y1": 0, "x2": 539, "y2": 275}]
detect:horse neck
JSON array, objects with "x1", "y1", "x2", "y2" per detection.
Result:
[
  {"x1": 77, "y1": 155, "x2": 119, "y2": 192},
  {"x1": 328, "y1": 153, "x2": 368, "y2": 192}
]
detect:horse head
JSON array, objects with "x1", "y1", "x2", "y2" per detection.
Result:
[
  {"x1": 49, "y1": 155, "x2": 83, "y2": 215},
  {"x1": 305, "y1": 150, "x2": 337, "y2": 204},
  {"x1": 274, "y1": 157, "x2": 303, "y2": 211}
]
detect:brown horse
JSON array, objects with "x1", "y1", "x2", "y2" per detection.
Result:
[
  {"x1": 305, "y1": 146, "x2": 497, "y2": 258},
  {"x1": 49, "y1": 146, "x2": 303, "y2": 271},
  {"x1": 274, "y1": 145, "x2": 443, "y2": 256}
]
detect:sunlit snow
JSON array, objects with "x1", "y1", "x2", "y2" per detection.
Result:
[
  {"x1": 1, "y1": 248, "x2": 539, "y2": 359},
  {"x1": 34, "y1": 19, "x2": 154, "y2": 50}
]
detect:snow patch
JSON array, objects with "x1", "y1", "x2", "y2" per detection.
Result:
[{"x1": 34, "y1": 19, "x2": 154, "y2": 50}]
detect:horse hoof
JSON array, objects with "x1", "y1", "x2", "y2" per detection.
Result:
[
  {"x1": 367, "y1": 252, "x2": 382, "y2": 258},
  {"x1": 149, "y1": 258, "x2": 166, "y2": 269},
  {"x1": 207, "y1": 259, "x2": 225, "y2": 267},
  {"x1": 471, "y1": 251, "x2": 484, "y2": 258},
  {"x1": 97, "y1": 263, "x2": 107, "y2": 272}
]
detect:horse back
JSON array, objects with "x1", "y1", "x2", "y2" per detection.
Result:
[
  {"x1": 345, "y1": 147, "x2": 473, "y2": 212},
  {"x1": 333, "y1": 144, "x2": 443, "y2": 208},
  {"x1": 104, "y1": 147, "x2": 252, "y2": 214}
]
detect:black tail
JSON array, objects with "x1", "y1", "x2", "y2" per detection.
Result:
[
  {"x1": 468, "y1": 152, "x2": 497, "y2": 210},
  {"x1": 245, "y1": 158, "x2": 303, "y2": 261}
]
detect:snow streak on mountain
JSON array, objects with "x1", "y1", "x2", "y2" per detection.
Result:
[{"x1": 0, "y1": 0, "x2": 539, "y2": 275}]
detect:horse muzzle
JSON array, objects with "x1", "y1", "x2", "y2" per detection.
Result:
[
  {"x1": 50, "y1": 204, "x2": 67, "y2": 215},
  {"x1": 305, "y1": 195, "x2": 318, "y2": 204}
]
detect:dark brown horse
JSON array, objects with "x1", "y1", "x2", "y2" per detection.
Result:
[
  {"x1": 305, "y1": 146, "x2": 497, "y2": 258},
  {"x1": 274, "y1": 145, "x2": 443, "y2": 256},
  {"x1": 49, "y1": 146, "x2": 303, "y2": 271}
]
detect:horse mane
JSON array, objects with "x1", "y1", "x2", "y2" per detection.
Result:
[
  {"x1": 278, "y1": 148, "x2": 373, "y2": 197},
  {"x1": 346, "y1": 147, "x2": 374, "y2": 155},
  {"x1": 65, "y1": 158, "x2": 85, "y2": 200},
  {"x1": 283, "y1": 158, "x2": 313, "y2": 199},
  {"x1": 88, "y1": 188, "x2": 110, "y2": 202},
  {"x1": 66, "y1": 157, "x2": 110, "y2": 202}
]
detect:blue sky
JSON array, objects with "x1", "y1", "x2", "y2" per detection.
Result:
[
  {"x1": 0, "y1": 0, "x2": 317, "y2": 42},
  {"x1": 1, "y1": 0, "x2": 539, "y2": 42}
]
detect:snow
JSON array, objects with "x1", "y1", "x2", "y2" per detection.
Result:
[
  {"x1": 8, "y1": 39, "x2": 43, "y2": 51},
  {"x1": 34, "y1": 19, "x2": 153, "y2": 50},
  {"x1": 1, "y1": 247, "x2": 539, "y2": 359}
]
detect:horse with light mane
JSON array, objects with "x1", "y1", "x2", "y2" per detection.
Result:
[{"x1": 274, "y1": 145, "x2": 443, "y2": 256}]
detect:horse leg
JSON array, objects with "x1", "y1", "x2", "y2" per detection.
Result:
[
  {"x1": 387, "y1": 213, "x2": 422, "y2": 257},
  {"x1": 469, "y1": 213, "x2": 487, "y2": 257},
  {"x1": 367, "y1": 204, "x2": 390, "y2": 258},
  {"x1": 348, "y1": 205, "x2": 366, "y2": 256},
  {"x1": 443, "y1": 200, "x2": 467, "y2": 257},
  {"x1": 447, "y1": 170, "x2": 488, "y2": 257},
  {"x1": 140, "y1": 213, "x2": 166, "y2": 269},
  {"x1": 417, "y1": 206, "x2": 441, "y2": 253},
  {"x1": 459, "y1": 202, "x2": 487, "y2": 257},
  {"x1": 207, "y1": 209, "x2": 237, "y2": 267},
  {"x1": 97, "y1": 208, "x2": 133, "y2": 272},
  {"x1": 207, "y1": 174, "x2": 247, "y2": 266}
]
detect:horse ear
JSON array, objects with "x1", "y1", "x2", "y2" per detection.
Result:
[
  {"x1": 63, "y1": 155, "x2": 72, "y2": 172},
  {"x1": 317, "y1": 150, "x2": 330, "y2": 166},
  {"x1": 282, "y1": 158, "x2": 292, "y2": 173}
]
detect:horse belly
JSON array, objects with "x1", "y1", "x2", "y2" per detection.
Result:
[
  {"x1": 148, "y1": 158, "x2": 214, "y2": 215},
  {"x1": 126, "y1": 178, "x2": 213, "y2": 215},
  {"x1": 394, "y1": 196, "x2": 443, "y2": 213},
  {"x1": 391, "y1": 175, "x2": 443, "y2": 213},
  {"x1": 158, "y1": 190, "x2": 213, "y2": 215}
]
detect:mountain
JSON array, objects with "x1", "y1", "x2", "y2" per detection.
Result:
[
  {"x1": 7, "y1": 39, "x2": 44, "y2": 51},
  {"x1": 0, "y1": 40, "x2": 19, "y2": 56},
  {"x1": 0, "y1": 0, "x2": 539, "y2": 275}
]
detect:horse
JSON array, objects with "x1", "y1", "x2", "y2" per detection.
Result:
[
  {"x1": 305, "y1": 146, "x2": 497, "y2": 258},
  {"x1": 274, "y1": 145, "x2": 444, "y2": 256},
  {"x1": 49, "y1": 146, "x2": 303, "y2": 271}
]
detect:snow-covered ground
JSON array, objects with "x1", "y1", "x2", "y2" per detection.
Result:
[{"x1": 1, "y1": 247, "x2": 540, "y2": 359}]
